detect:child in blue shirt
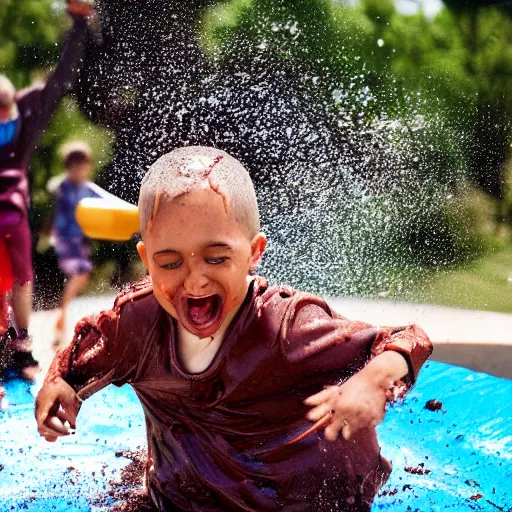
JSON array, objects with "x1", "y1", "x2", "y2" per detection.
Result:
[{"x1": 48, "y1": 142, "x2": 100, "y2": 346}]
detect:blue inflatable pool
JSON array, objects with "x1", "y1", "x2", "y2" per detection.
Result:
[{"x1": 0, "y1": 361, "x2": 510, "y2": 511}]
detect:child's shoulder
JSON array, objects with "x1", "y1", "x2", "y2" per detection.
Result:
[
  {"x1": 253, "y1": 276, "x2": 332, "y2": 322},
  {"x1": 114, "y1": 275, "x2": 155, "y2": 311},
  {"x1": 105, "y1": 276, "x2": 163, "y2": 341}
]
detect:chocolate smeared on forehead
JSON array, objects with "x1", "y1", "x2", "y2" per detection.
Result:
[
  {"x1": 147, "y1": 154, "x2": 228, "y2": 230},
  {"x1": 139, "y1": 147, "x2": 260, "y2": 239},
  {"x1": 206, "y1": 156, "x2": 230, "y2": 214}
]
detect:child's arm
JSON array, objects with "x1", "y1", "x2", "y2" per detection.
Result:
[
  {"x1": 35, "y1": 309, "x2": 121, "y2": 442},
  {"x1": 304, "y1": 350, "x2": 408, "y2": 441},
  {"x1": 280, "y1": 293, "x2": 432, "y2": 440},
  {"x1": 35, "y1": 371, "x2": 82, "y2": 442},
  {"x1": 21, "y1": 3, "x2": 92, "y2": 134}
]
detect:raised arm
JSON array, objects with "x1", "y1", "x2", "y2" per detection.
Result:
[{"x1": 35, "y1": 2, "x2": 93, "y2": 129}]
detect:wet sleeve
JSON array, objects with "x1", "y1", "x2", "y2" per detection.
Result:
[
  {"x1": 50, "y1": 307, "x2": 128, "y2": 400},
  {"x1": 280, "y1": 293, "x2": 433, "y2": 386},
  {"x1": 34, "y1": 16, "x2": 88, "y2": 129}
]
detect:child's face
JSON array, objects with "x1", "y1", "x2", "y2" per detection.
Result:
[
  {"x1": 67, "y1": 162, "x2": 92, "y2": 184},
  {"x1": 137, "y1": 186, "x2": 266, "y2": 339}
]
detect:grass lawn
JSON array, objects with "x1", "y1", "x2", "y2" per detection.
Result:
[{"x1": 410, "y1": 245, "x2": 512, "y2": 313}]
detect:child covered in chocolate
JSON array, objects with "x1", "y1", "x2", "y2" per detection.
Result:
[{"x1": 35, "y1": 146, "x2": 433, "y2": 512}]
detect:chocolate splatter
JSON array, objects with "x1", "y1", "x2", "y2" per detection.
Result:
[
  {"x1": 92, "y1": 450, "x2": 156, "y2": 512},
  {"x1": 424, "y1": 399, "x2": 443, "y2": 411},
  {"x1": 404, "y1": 463, "x2": 431, "y2": 475}
]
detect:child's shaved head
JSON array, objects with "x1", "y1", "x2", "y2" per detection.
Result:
[{"x1": 139, "y1": 146, "x2": 260, "y2": 240}]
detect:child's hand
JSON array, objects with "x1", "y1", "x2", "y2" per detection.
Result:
[
  {"x1": 35, "y1": 377, "x2": 82, "y2": 442},
  {"x1": 304, "y1": 351, "x2": 409, "y2": 441},
  {"x1": 66, "y1": 0, "x2": 95, "y2": 17},
  {"x1": 304, "y1": 372, "x2": 387, "y2": 441}
]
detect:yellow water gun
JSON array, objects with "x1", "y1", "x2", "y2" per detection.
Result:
[{"x1": 75, "y1": 183, "x2": 140, "y2": 241}]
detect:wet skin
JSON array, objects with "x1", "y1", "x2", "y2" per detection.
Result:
[{"x1": 137, "y1": 186, "x2": 266, "y2": 342}]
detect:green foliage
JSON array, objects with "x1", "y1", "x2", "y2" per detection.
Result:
[
  {"x1": 202, "y1": 0, "x2": 512, "y2": 186},
  {"x1": 384, "y1": 4, "x2": 512, "y2": 199},
  {"x1": 198, "y1": 0, "x2": 512, "y2": 286},
  {"x1": 0, "y1": 0, "x2": 66, "y2": 83},
  {"x1": 0, "y1": 0, "x2": 113, "y2": 212},
  {"x1": 202, "y1": 0, "x2": 379, "y2": 105}
]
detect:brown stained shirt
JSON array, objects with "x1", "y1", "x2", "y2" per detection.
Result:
[{"x1": 50, "y1": 276, "x2": 433, "y2": 512}]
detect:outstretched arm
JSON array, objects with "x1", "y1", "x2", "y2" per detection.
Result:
[
  {"x1": 282, "y1": 295, "x2": 432, "y2": 383},
  {"x1": 281, "y1": 293, "x2": 433, "y2": 440},
  {"x1": 305, "y1": 350, "x2": 409, "y2": 441}
]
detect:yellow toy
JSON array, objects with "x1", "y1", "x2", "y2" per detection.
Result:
[{"x1": 75, "y1": 183, "x2": 139, "y2": 241}]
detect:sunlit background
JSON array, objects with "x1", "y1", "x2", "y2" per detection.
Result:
[{"x1": 2, "y1": 0, "x2": 512, "y2": 312}]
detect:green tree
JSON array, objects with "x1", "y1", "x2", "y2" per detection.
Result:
[{"x1": 0, "y1": 0, "x2": 113, "y2": 209}]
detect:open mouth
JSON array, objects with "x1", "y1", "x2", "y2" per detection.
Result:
[{"x1": 185, "y1": 294, "x2": 222, "y2": 327}]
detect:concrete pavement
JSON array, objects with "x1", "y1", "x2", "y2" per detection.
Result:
[{"x1": 328, "y1": 296, "x2": 512, "y2": 379}]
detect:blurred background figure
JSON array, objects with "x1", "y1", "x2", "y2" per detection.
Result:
[
  {"x1": 0, "y1": 0, "x2": 94, "y2": 380},
  {"x1": 45, "y1": 142, "x2": 101, "y2": 348}
]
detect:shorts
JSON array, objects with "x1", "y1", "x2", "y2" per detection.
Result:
[
  {"x1": 0, "y1": 212, "x2": 33, "y2": 286},
  {"x1": 54, "y1": 236, "x2": 93, "y2": 277},
  {"x1": 0, "y1": 238, "x2": 13, "y2": 294}
]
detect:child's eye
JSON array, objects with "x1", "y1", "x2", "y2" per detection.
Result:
[
  {"x1": 161, "y1": 260, "x2": 182, "y2": 270},
  {"x1": 206, "y1": 257, "x2": 228, "y2": 265}
]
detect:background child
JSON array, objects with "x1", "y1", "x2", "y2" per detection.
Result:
[
  {"x1": 36, "y1": 146, "x2": 432, "y2": 511},
  {"x1": 0, "y1": 0, "x2": 95, "y2": 381},
  {"x1": 47, "y1": 141, "x2": 101, "y2": 347}
]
